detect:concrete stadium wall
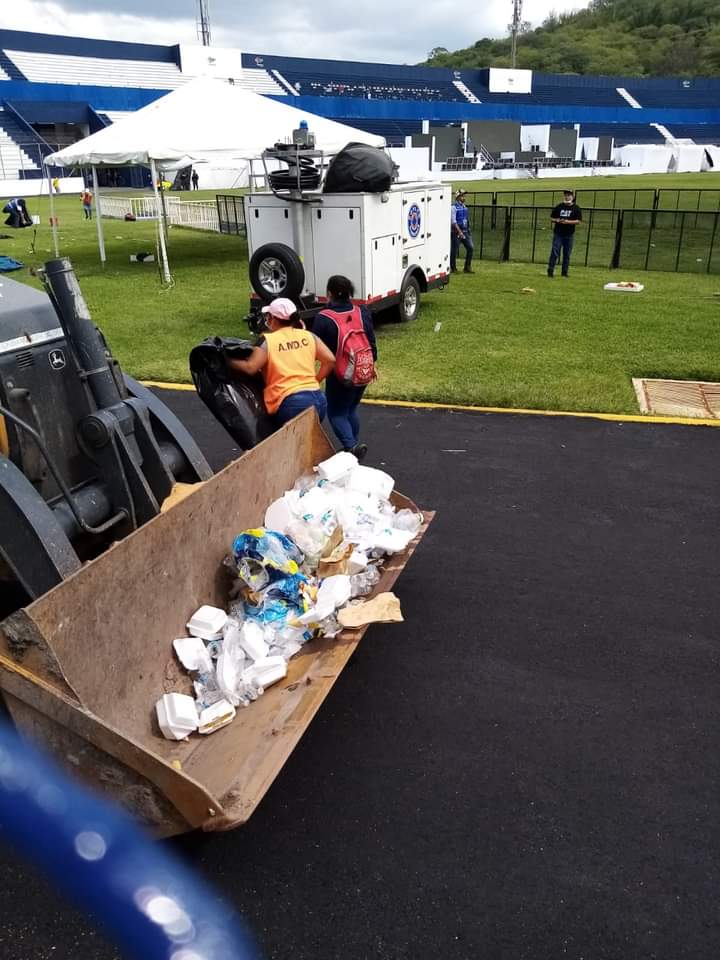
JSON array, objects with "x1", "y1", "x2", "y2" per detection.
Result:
[
  {"x1": 0, "y1": 29, "x2": 177, "y2": 63},
  {"x1": 0, "y1": 81, "x2": 166, "y2": 111},
  {"x1": 0, "y1": 175, "x2": 83, "y2": 196}
]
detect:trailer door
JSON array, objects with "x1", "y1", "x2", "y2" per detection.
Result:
[
  {"x1": 311, "y1": 206, "x2": 362, "y2": 297},
  {"x1": 371, "y1": 235, "x2": 399, "y2": 300}
]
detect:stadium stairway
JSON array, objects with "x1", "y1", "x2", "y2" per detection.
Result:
[
  {"x1": 0, "y1": 105, "x2": 46, "y2": 178},
  {"x1": 0, "y1": 50, "x2": 25, "y2": 81}
]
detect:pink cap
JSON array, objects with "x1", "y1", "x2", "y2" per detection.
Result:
[{"x1": 261, "y1": 297, "x2": 297, "y2": 320}]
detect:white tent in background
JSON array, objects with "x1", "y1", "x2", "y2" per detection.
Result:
[{"x1": 45, "y1": 78, "x2": 386, "y2": 281}]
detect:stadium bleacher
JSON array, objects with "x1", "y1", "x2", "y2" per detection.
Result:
[
  {"x1": 242, "y1": 53, "x2": 467, "y2": 102},
  {"x1": 0, "y1": 28, "x2": 718, "y2": 183},
  {"x1": 579, "y1": 123, "x2": 666, "y2": 145},
  {"x1": 331, "y1": 117, "x2": 423, "y2": 146},
  {"x1": 666, "y1": 123, "x2": 720, "y2": 143},
  {"x1": 278, "y1": 72, "x2": 459, "y2": 102},
  {"x1": 4, "y1": 50, "x2": 184, "y2": 90},
  {"x1": 628, "y1": 88, "x2": 720, "y2": 109}
]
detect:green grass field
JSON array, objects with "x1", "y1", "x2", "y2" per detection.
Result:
[{"x1": 3, "y1": 171, "x2": 720, "y2": 414}]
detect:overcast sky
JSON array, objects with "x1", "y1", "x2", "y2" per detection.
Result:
[{"x1": 0, "y1": 0, "x2": 591, "y2": 64}]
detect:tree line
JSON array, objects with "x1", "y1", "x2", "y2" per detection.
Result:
[{"x1": 425, "y1": 0, "x2": 720, "y2": 76}]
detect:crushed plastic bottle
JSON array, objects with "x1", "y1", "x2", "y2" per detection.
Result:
[
  {"x1": 349, "y1": 566, "x2": 381, "y2": 598},
  {"x1": 392, "y1": 509, "x2": 423, "y2": 535}
]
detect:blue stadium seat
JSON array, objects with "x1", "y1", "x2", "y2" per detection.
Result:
[{"x1": 578, "y1": 123, "x2": 666, "y2": 144}]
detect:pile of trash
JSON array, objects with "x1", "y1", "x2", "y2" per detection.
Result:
[{"x1": 155, "y1": 451, "x2": 422, "y2": 740}]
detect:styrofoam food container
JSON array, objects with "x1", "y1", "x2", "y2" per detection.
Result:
[
  {"x1": 173, "y1": 637, "x2": 213, "y2": 673},
  {"x1": 186, "y1": 605, "x2": 228, "y2": 641},
  {"x1": 242, "y1": 656, "x2": 287, "y2": 690},
  {"x1": 156, "y1": 693, "x2": 199, "y2": 740},
  {"x1": 316, "y1": 451, "x2": 358, "y2": 482},
  {"x1": 239, "y1": 620, "x2": 269, "y2": 661},
  {"x1": 198, "y1": 698, "x2": 236, "y2": 735}
]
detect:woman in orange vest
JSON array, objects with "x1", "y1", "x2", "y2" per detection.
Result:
[{"x1": 228, "y1": 297, "x2": 335, "y2": 427}]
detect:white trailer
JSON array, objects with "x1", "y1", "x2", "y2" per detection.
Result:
[{"x1": 244, "y1": 181, "x2": 450, "y2": 325}]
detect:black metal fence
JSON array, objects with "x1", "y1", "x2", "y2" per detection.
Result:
[
  {"x1": 467, "y1": 204, "x2": 720, "y2": 274},
  {"x1": 216, "y1": 194, "x2": 246, "y2": 235},
  {"x1": 466, "y1": 187, "x2": 720, "y2": 214}
]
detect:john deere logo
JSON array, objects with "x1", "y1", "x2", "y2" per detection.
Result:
[
  {"x1": 48, "y1": 348, "x2": 66, "y2": 370},
  {"x1": 407, "y1": 203, "x2": 421, "y2": 239}
]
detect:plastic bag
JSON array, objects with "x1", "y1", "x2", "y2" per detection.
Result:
[
  {"x1": 392, "y1": 509, "x2": 423, "y2": 535},
  {"x1": 189, "y1": 336, "x2": 273, "y2": 450},
  {"x1": 232, "y1": 529, "x2": 304, "y2": 584}
]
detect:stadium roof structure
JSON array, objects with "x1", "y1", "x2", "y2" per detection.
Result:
[{"x1": 45, "y1": 77, "x2": 385, "y2": 167}]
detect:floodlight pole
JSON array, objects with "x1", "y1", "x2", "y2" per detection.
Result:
[
  {"x1": 510, "y1": 0, "x2": 523, "y2": 69},
  {"x1": 197, "y1": 0, "x2": 211, "y2": 46},
  {"x1": 91, "y1": 165, "x2": 106, "y2": 266}
]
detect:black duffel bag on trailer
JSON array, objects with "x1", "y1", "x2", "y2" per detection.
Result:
[{"x1": 189, "y1": 337, "x2": 273, "y2": 451}]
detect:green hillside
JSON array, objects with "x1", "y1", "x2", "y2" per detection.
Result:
[{"x1": 425, "y1": 0, "x2": 720, "y2": 76}]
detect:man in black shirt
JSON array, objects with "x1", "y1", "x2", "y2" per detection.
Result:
[{"x1": 547, "y1": 189, "x2": 582, "y2": 278}]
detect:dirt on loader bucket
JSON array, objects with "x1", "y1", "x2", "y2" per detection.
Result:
[{"x1": 0, "y1": 410, "x2": 432, "y2": 837}]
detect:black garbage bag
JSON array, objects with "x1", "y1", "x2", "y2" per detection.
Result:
[
  {"x1": 189, "y1": 336, "x2": 273, "y2": 451},
  {"x1": 323, "y1": 142, "x2": 395, "y2": 194},
  {"x1": 3, "y1": 198, "x2": 32, "y2": 229}
]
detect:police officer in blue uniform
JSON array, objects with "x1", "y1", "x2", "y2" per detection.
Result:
[{"x1": 450, "y1": 190, "x2": 474, "y2": 274}]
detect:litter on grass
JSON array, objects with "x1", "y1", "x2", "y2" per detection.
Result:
[
  {"x1": 603, "y1": 281, "x2": 644, "y2": 293},
  {"x1": 155, "y1": 452, "x2": 421, "y2": 739}
]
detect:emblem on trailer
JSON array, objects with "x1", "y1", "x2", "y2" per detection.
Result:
[
  {"x1": 407, "y1": 203, "x2": 421, "y2": 239},
  {"x1": 48, "y1": 348, "x2": 66, "y2": 370}
]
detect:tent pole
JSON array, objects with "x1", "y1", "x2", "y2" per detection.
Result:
[
  {"x1": 91, "y1": 166, "x2": 106, "y2": 266},
  {"x1": 150, "y1": 158, "x2": 172, "y2": 285},
  {"x1": 46, "y1": 162, "x2": 59, "y2": 258}
]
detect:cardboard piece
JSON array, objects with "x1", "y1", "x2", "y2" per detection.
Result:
[{"x1": 338, "y1": 592, "x2": 403, "y2": 628}]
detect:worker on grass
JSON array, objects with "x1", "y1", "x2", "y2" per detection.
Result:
[
  {"x1": 227, "y1": 297, "x2": 335, "y2": 428},
  {"x1": 81, "y1": 187, "x2": 93, "y2": 220},
  {"x1": 547, "y1": 189, "x2": 582, "y2": 278},
  {"x1": 313, "y1": 275, "x2": 377, "y2": 460},
  {"x1": 450, "y1": 189, "x2": 474, "y2": 274}
]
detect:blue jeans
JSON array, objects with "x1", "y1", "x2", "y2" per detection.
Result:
[
  {"x1": 274, "y1": 390, "x2": 327, "y2": 428},
  {"x1": 325, "y1": 376, "x2": 366, "y2": 450},
  {"x1": 450, "y1": 230, "x2": 474, "y2": 270},
  {"x1": 548, "y1": 233, "x2": 574, "y2": 275}
]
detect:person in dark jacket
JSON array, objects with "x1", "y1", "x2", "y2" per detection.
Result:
[
  {"x1": 312, "y1": 275, "x2": 377, "y2": 460},
  {"x1": 547, "y1": 189, "x2": 582, "y2": 277}
]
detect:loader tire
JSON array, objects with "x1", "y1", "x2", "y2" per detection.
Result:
[{"x1": 249, "y1": 243, "x2": 305, "y2": 303}]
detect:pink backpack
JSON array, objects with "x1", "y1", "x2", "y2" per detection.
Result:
[{"x1": 321, "y1": 306, "x2": 375, "y2": 387}]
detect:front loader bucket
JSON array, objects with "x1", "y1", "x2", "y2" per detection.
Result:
[{"x1": 0, "y1": 409, "x2": 432, "y2": 837}]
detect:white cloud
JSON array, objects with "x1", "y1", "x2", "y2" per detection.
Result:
[{"x1": 0, "y1": 0, "x2": 591, "y2": 64}]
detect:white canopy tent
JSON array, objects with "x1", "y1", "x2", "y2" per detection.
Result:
[{"x1": 45, "y1": 78, "x2": 386, "y2": 281}]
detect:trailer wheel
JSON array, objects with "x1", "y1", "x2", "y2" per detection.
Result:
[
  {"x1": 249, "y1": 243, "x2": 305, "y2": 302},
  {"x1": 396, "y1": 275, "x2": 421, "y2": 322}
]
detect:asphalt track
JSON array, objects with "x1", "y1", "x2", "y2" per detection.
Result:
[{"x1": 1, "y1": 393, "x2": 719, "y2": 960}]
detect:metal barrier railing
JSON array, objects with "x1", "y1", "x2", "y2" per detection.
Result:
[
  {"x1": 465, "y1": 187, "x2": 720, "y2": 214},
  {"x1": 467, "y1": 203, "x2": 720, "y2": 274},
  {"x1": 215, "y1": 194, "x2": 246, "y2": 236},
  {"x1": 98, "y1": 195, "x2": 222, "y2": 233}
]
